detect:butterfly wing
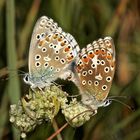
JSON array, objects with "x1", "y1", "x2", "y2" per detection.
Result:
[
  {"x1": 28, "y1": 16, "x2": 80, "y2": 87},
  {"x1": 74, "y1": 37, "x2": 115, "y2": 103}
]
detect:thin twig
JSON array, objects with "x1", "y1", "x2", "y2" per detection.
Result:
[
  {"x1": 52, "y1": 119, "x2": 63, "y2": 140},
  {"x1": 47, "y1": 110, "x2": 93, "y2": 140}
]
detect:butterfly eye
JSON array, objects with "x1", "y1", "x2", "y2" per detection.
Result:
[
  {"x1": 24, "y1": 75, "x2": 29, "y2": 83},
  {"x1": 104, "y1": 100, "x2": 112, "y2": 107}
]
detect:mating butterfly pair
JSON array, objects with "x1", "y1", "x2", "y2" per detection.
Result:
[{"x1": 24, "y1": 16, "x2": 115, "y2": 111}]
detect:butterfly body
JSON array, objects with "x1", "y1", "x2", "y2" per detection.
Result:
[
  {"x1": 71, "y1": 37, "x2": 115, "y2": 110},
  {"x1": 24, "y1": 16, "x2": 80, "y2": 89}
]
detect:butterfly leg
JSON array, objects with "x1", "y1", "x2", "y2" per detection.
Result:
[
  {"x1": 38, "y1": 87, "x2": 45, "y2": 94},
  {"x1": 91, "y1": 109, "x2": 97, "y2": 116}
]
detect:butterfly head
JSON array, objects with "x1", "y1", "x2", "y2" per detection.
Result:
[{"x1": 23, "y1": 74, "x2": 30, "y2": 85}]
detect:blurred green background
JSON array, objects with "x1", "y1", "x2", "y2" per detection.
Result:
[{"x1": 0, "y1": 0, "x2": 140, "y2": 140}]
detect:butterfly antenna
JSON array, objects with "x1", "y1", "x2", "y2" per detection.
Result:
[
  {"x1": 108, "y1": 95, "x2": 128, "y2": 99},
  {"x1": 8, "y1": 68, "x2": 26, "y2": 74},
  {"x1": 0, "y1": 68, "x2": 26, "y2": 81},
  {"x1": 66, "y1": 94, "x2": 81, "y2": 98},
  {"x1": 1, "y1": 73, "x2": 26, "y2": 81},
  {"x1": 51, "y1": 81, "x2": 63, "y2": 88},
  {"x1": 109, "y1": 98, "x2": 133, "y2": 111}
]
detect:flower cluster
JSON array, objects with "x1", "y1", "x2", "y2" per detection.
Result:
[{"x1": 9, "y1": 86, "x2": 93, "y2": 138}]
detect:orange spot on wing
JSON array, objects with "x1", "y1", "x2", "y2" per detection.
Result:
[
  {"x1": 101, "y1": 49, "x2": 106, "y2": 55},
  {"x1": 64, "y1": 47, "x2": 70, "y2": 52},
  {"x1": 67, "y1": 55, "x2": 74, "y2": 61},
  {"x1": 53, "y1": 34, "x2": 57, "y2": 39},
  {"x1": 76, "y1": 64, "x2": 84, "y2": 72},
  {"x1": 58, "y1": 38, "x2": 62, "y2": 41},
  {"x1": 102, "y1": 54, "x2": 107, "y2": 58},
  {"x1": 60, "y1": 42, "x2": 65, "y2": 46},
  {"x1": 110, "y1": 61, "x2": 115, "y2": 68},
  {"x1": 107, "y1": 55, "x2": 112, "y2": 59},
  {"x1": 88, "y1": 53, "x2": 95, "y2": 59},
  {"x1": 107, "y1": 44, "x2": 112, "y2": 48},
  {"x1": 82, "y1": 57, "x2": 89, "y2": 64},
  {"x1": 38, "y1": 40, "x2": 45, "y2": 46},
  {"x1": 94, "y1": 50, "x2": 101, "y2": 55},
  {"x1": 45, "y1": 37, "x2": 50, "y2": 42}
]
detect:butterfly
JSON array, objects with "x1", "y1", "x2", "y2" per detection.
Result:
[
  {"x1": 24, "y1": 16, "x2": 80, "y2": 89},
  {"x1": 70, "y1": 37, "x2": 115, "y2": 113}
]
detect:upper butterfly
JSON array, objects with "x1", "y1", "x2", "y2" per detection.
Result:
[
  {"x1": 24, "y1": 16, "x2": 80, "y2": 89},
  {"x1": 71, "y1": 37, "x2": 115, "y2": 111}
]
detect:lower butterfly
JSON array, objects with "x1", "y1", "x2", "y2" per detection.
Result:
[
  {"x1": 24, "y1": 16, "x2": 80, "y2": 89},
  {"x1": 70, "y1": 37, "x2": 115, "y2": 113}
]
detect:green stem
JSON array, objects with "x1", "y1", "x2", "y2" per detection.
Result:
[{"x1": 6, "y1": 0, "x2": 20, "y2": 139}]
